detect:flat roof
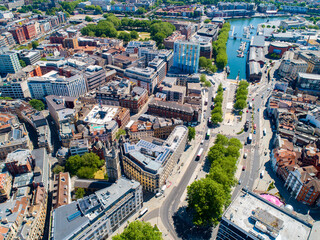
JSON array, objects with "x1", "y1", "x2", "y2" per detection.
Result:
[
  {"x1": 53, "y1": 178, "x2": 140, "y2": 240},
  {"x1": 298, "y1": 72, "x2": 320, "y2": 80},
  {"x1": 83, "y1": 105, "x2": 119, "y2": 125},
  {"x1": 222, "y1": 190, "x2": 313, "y2": 240}
]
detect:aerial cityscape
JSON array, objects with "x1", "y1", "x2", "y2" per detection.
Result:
[{"x1": 0, "y1": 0, "x2": 320, "y2": 239}]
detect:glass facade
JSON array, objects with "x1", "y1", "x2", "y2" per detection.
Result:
[{"x1": 173, "y1": 41, "x2": 200, "y2": 74}]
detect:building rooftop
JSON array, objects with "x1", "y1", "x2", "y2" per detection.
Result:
[
  {"x1": 83, "y1": 105, "x2": 119, "y2": 125},
  {"x1": 298, "y1": 72, "x2": 320, "y2": 80},
  {"x1": 5, "y1": 149, "x2": 32, "y2": 166},
  {"x1": 32, "y1": 148, "x2": 49, "y2": 190},
  {"x1": 52, "y1": 178, "x2": 140, "y2": 240},
  {"x1": 223, "y1": 190, "x2": 313, "y2": 240}
]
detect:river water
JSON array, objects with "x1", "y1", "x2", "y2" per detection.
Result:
[{"x1": 226, "y1": 17, "x2": 285, "y2": 80}]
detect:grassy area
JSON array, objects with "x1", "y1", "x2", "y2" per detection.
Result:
[
  {"x1": 94, "y1": 166, "x2": 106, "y2": 179},
  {"x1": 118, "y1": 30, "x2": 150, "y2": 40},
  {"x1": 138, "y1": 31, "x2": 150, "y2": 39}
]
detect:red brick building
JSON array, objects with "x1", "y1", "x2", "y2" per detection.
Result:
[
  {"x1": 293, "y1": 165, "x2": 320, "y2": 205},
  {"x1": 148, "y1": 99, "x2": 198, "y2": 122},
  {"x1": 9, "y1": 26, "x2": 26, "y2": 44},
  {"x1": 119, "y1": 87, "x2": 148, "y2": 114},
  {"x1": 22, "y1": 23, "x2": 36, "y2": 40},
  {"x1": 49, "y1": 31, "x2": 68, "y2": 45},
  {"x1": 5, "y1": 149, "x2": 33, "y2": 176},
  {"x1": 268, "y1": 42, "x2": 292, "y2": 57}
]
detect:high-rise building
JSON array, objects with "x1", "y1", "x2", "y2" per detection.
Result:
[
  {"x1": 173, "y1": 41, "x2": 200, "y2": 74},
  {"x1": 0, "y1": 48, "x2": 22, "y2": 74}
]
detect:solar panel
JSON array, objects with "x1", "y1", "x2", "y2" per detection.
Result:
[{"x1": 67, "y1": 211, "x2": 81, "y2": 222}]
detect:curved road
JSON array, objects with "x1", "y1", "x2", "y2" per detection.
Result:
[{"x1": 145, "y1": 69, "x2": 276, "y2": 239}]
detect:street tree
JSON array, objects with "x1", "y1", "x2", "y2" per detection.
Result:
[
  {"x1": 31, "y1": 41, "x2": 39, "y2": 49},
  {"x1": 187, "y1": 177, "x2": 227, "y2": 226},
  {"x1": 200, "y1": 73, "x2": 206, "y2": 82},
  {"x1": 113, "y1": 221, "x2": 162, "y2": 240},
  {"x1": 188, "y1": 126, "x2": 196, "y2": 142}
]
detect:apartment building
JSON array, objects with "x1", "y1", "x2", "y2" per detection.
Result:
[
  {"x1": 22, "y1": 23, "x2": 37, "y2": 40},
  {"x1": 52, "y1": 178, "x2": 143, "y2": 240},
  {"x1": 0, "y1": 48, "x2": 22, "y2": 74},
  {"x1": 9, "y1": 26, "x2": 26, "y2": 44}
]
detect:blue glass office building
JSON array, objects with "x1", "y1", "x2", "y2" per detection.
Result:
[{"x1": 173, "y1": 41, "x2": 200, "y2": 74}]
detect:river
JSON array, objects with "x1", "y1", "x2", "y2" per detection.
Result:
[{"x1": 226, "y1": 17, "x2": 285, "y2": 80}]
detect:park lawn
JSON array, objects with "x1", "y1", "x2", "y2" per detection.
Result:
[
  {"x1": 138, "y1": 32, "x2": 150, "y2": 39},
  {"x1": 94, "y1": 166, "x2": 106, "y2": 179},
  {"x1": 118, "y1": 31, "x2": 150, "y2": 40}
]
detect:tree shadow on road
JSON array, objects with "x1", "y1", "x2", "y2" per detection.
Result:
[{"x1": 172, "y1": 206, "x2": 213, "y2": 240}]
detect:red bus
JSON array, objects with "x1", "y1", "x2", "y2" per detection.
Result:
[{"x1": 196, "y1": 148, "x2": 204, "y2": 161}]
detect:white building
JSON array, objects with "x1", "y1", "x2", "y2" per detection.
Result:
[
  {"x1": 28, "y1": 71, "x2": 87, "y2": 99},
  {"x1": 52, "y1": 178, "x2": 143, "y2": 240}
]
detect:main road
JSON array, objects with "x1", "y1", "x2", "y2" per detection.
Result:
[{"x1": 160, "y1": 84, "x2": 215, "y2": 239}]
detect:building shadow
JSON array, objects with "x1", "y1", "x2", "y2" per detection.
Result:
[{"x1": 172, "y1": 206, "x2": 213, "y2": 240}]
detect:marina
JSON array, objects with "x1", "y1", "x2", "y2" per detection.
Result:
[{"x1": 226, "y1": 17, "x2": 285, "y2": 79}]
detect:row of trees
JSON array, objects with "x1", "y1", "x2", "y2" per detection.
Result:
[
  {"x1": 65, "y1": 152, "x2": 106, "y2": 179},
  {"x1": 212, "y1": 22, "x2": 230, "y2": 70},
  {"x1": 234, "y1": 80, "x2": 249, "y2": 110},
  {"x1": 199, "y1": 57, "x2": 217, "y2": 74},
  {"x1": 211, "y1": 83, "x2": 224, "y2": 125},
  {"x1": 81, "y1": 15, "x2": 175, "y2": 45},
  {"x1": 187, "y1": 134, "x2": 242, "y2": 226}
]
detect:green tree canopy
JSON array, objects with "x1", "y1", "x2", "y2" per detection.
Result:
[
  {"x1": 187, "y1": 177, "x2": 227, "y2": 226},
  {"x1": 52, "y1": 165, "x2": 65, "y2": 174},
  {"x1": 85, "y1": 16, "x2": 93, "y2": 22},
  {"x1": 113, "y1": 221, "x2": 162, "y2": 240},
  {"x1": 31, "y1": 41, "x2": 39, "y2": 49},
  {"x1": 137, "y1": 7, "x2": 147, "y2": 15},
  {"x1": 118, "y1": 32, "x2": 131, "y2": 42},
  {"x1": 19, "y1": 59, "x2": 26, "y2": 68},
  {"x1": 130, "y1": 30, "x2": 139, "y2": 39},
  {"x1": 187, "y1": 126, "x2": 196, "y2": 142},
  {"x1": 204, "y1": 19, "x2": 211, "y2": 23},
  {"x1": 65, "y1": 152, "x2": 104, "y2": 179},
  {"x1": 116, "y1": 129, "x2": 126, "y2": 139},
  {"x1": 75, "y1": 188, "x2": 85, "y2": 199},
  {"x1": 29, "y1": 99, "x2": 44, "y2": 111},
  {"x1": 200, "y1": 73, "x2": 206, "y2": 82}
]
